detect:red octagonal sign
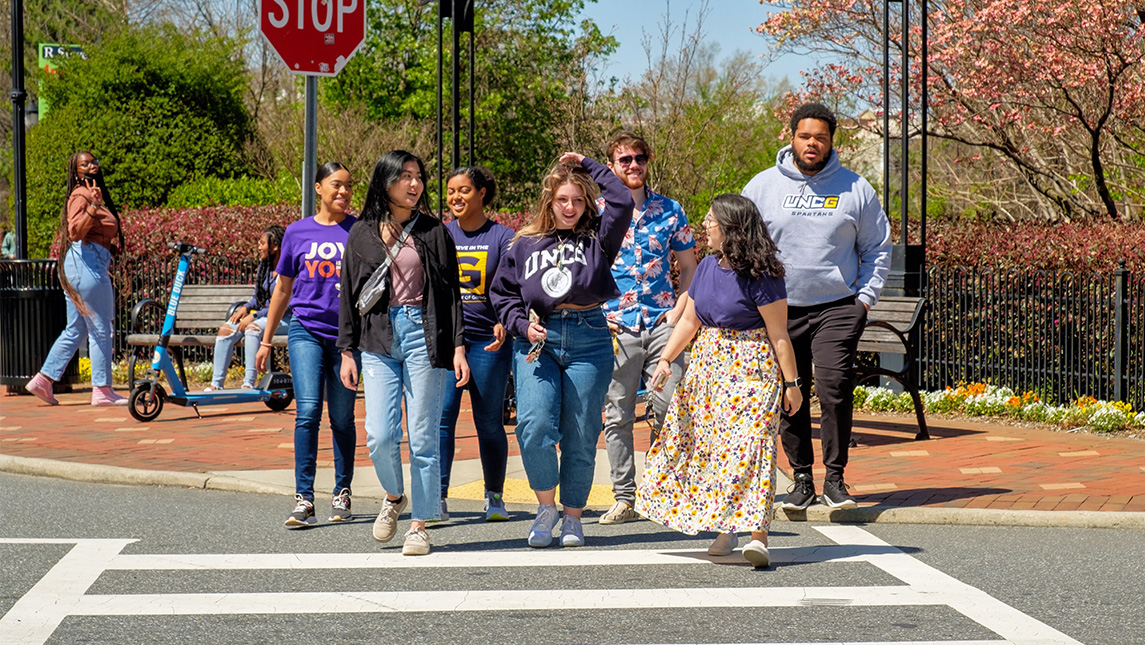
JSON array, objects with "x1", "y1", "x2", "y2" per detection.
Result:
[{"x1": 260, "y1": 0, "x2": 366, "y2": 77}]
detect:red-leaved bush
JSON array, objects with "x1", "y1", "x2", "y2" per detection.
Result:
[
  {"x1": 927, "y1": 220, "x2": 1145, "y2": 272},
  {"x1": 97, "y1": 205, "x2": 1145, "y2": 274}
]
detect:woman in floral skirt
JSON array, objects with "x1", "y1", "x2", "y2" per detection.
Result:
[{"x1": 636, "y1": 193, "x2": 801, "y2": 568}]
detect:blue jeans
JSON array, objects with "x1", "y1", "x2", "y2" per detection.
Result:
[
  {"x1": 513, "y1": 307, "x2": 613, "y2": 509},
  {"x1": 211, "y1": 314, "x2": 291, "y2": 388},
  {"x1": 41, "y1": 242, "x2": 114, "y2": 387},
  {"x1": 288, "y1": 319, "x2": 359, "y2": 501},
  {"x1": 362, "y1": 305, "x2": 450, "y2": 521},
  {"x1": 439, "y1": 335, "x2": 512, "y2": 496}
]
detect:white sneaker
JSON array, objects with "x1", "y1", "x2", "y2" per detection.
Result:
[
  {"x1": 742, "y1": 540, "x2": 770, "y2": 568},
  {"x1": 559, "y1": 515, "x2": 584, "y2": 547},
  {"x1": 527, "y1": 504, "x2": 559, "y2": 548},
  {"x1": 707, "y1": 532, "x2": 738, "y2": 556},
  {"x1": 402, "y1": 527, "x2": 431, "y2": 556}
]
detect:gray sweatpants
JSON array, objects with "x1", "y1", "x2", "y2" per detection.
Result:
[{"x1": 602, "y1": 322, "x2": 688, "y2": 506}]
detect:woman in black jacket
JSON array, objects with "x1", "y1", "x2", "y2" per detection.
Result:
[{"x1": 338, "y1": 150, "x2": 469, "y2": 556}]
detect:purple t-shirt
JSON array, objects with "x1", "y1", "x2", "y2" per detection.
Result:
[
  {"x1": 689, "y1": 255, "x2": 787, "y2": 330},
  {"x1": 276, "y1": 215, "x2": 356, "y2": 342},
  {"x1": 447, "y1": 218, "x2": 514, "y2": 339}
]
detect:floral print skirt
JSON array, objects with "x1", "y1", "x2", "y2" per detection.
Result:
[{"x1": 635, "y1": 326, "x2": 782, "y2": 536}]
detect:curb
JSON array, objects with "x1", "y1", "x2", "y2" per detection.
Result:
[{"x1": 3, "y1": 455, "x2": 1143, "y2": 529}]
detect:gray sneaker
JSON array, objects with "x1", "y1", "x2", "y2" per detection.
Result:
[
  {"x1": 559, "y1": 515, "x2": 585, "y2": 547},
  {"x1": 329, "y1": 488, "x2": 352, "y2": 522},
  {"x1": 284, "y1": 494, "x2": 316, "y2": 529},
  {"x1": 373, "y1": 495, "x2": 408, "y2": 543},
  {"x1": 402, "y1": 527, "x2": 431, "y2": 556},
  {"x1": 707, "y1": 532, "x2": 738, "y2": 556},
  {"x1": 484, "y1": 491, "x2": 509, "y2": 522},
  {"x1": 527, "y1": 504, "x2": 560, "y2": 548},
  {"x1": 428, "y1": 498, "x2": 449, "y2": 523},
  {"x1": 599, "y1": 500, "x2": 638, "y2": 525}
]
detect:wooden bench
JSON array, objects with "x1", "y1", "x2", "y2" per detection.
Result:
[
  {"x1": 125, "y1": 284, "x2": 288, "y2": 391},
  {"x1": 854, "y1": 296, "x2": 929, "y2": 440}
]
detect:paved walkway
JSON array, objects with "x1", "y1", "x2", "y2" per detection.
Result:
[{"x1": 2, "y1": 387, "x2": 1143, "y2": 526}]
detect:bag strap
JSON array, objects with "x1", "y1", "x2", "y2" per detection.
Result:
[{"x1": 365, "y1": 212, "x2": 420, "y2": 286}]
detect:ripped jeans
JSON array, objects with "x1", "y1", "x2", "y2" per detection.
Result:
[{"x1": 210, "y1": 313, "x2": 291, "y2": 388}]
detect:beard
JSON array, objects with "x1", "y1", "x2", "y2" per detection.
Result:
[
  {"x1": 619, "y1": 172, "x2": 645, "y2": 190},
  {"x1": 793, "y1": 151, "x2": 829, "y2": 174}
]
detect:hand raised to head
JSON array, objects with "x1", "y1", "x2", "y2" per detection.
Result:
[{"x1": 558, "y1": 152, "x2": 585, "y2": 166}]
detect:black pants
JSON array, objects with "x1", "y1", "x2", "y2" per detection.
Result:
[{"x1": 780, "y1": 295, "x2": 867, "y2": 483}]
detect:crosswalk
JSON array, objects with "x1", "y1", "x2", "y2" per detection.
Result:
[{"x1": 0, "y1": 526, "x2": 1081, "y2": 645}]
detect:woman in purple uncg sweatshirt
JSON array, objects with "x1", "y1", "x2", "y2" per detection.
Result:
[{"x1": 489, "y1": 152, "x2": 633, "y2": 548}]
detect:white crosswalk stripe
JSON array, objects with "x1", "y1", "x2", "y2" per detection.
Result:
[{"x1": 0, "y1": 527, "x2": 1082, "y2": 645}]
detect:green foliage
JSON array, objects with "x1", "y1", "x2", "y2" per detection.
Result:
[
  {"x1": 324, "y1": 0, "x2": 617, "y2": 209},
  {"x1": 166, "y1": 175, "x2": 300, "y2": 209},
  {"x1": 23, "y1": 25, "x2": 254, "y2": 256}
]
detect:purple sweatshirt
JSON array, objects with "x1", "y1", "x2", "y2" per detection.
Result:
[{"x1": 490, "y1": 157, "x2": 634, "y2": 338}]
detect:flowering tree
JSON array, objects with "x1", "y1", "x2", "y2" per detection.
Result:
[{"x1": 758, "y1": 0, "x2": 1145, "y2": 220}]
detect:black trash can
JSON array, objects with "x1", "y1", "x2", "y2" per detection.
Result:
[{"x1": 0, "y1": 259, "x2": 80, "y2": 393}]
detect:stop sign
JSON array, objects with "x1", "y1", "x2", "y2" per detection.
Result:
[{"x1": 260, "y1": 0, "x2": 366, "y2": 76}]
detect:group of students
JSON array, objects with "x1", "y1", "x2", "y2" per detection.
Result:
[{"x1": 28, "y1": 103, "x2": 891, "y2": 569}]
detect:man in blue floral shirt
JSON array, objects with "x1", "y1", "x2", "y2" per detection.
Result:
[{"x1": 598, "y1": 131, "x2": 698, "y2": 525}]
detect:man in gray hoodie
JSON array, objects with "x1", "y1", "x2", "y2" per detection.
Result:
[{"x1": 742, "y1": 103, "x2": 891, "y2": 509}]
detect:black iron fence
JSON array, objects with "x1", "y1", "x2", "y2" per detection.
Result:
[
  {"x1": 920, "y1": 263, "x2": 1144, "y2": 409},
  {"x1": 106, "y1": 256, "x2": 1144, "y2": 408}
]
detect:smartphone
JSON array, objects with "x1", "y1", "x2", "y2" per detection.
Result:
[{"x1": 651, "y1": 371, "x2": 670, "y2": 390}]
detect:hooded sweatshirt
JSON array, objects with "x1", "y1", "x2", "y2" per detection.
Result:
[{"x1": 741, "y1": 145, "x2": 891, "y2": 308}]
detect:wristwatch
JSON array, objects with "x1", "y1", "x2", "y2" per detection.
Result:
[{"x1": 783, "y1": 377, "x2": 802, "y2": 389}]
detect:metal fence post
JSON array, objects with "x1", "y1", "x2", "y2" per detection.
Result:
[{"x1": 1113, "y1": 259, "x2": 1128, "y2": 403}]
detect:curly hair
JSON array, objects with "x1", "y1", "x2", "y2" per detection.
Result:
[
  {"x1": 448, "y1": 165, "x2": 497, "y2": 206},
  {"x1": 514, "y1": 162, "x2": 600, "y2": 241},
  {"x1": 709, "y1": 194, "x2": 785, "y2": 281},
  {"x1": 790, "y1": 102, "x2": 837, "y2": 139}
]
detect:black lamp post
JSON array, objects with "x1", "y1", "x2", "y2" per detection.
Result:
[
  {"x1": 430, "y1": 0, "x2": 476, "y2": 213},
  {"x1": 9, "y1": 0, "x2": 27, "y2": 258},
  {"x1": 882, "y1": 0, "x2": 927, "y2": 297}
]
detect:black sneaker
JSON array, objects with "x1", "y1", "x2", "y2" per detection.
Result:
[
  {"x1": 330, "y1": 488, "x2": 352, "y2": 522},
  {"x1": 284, "y1": 494, "x2": 316, "y2": 528},
  {"x1": 822, "y1": 479, "x2": 858, "y2": 509},
  {"x1": 780, "y1": 473, "x2": 817, "y2": 510}
]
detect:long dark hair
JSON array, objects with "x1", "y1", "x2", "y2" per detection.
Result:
[
  {"x1": 254, "y1": 224, "x2": 285, "y2": 310},
  {"x1": 58, "y1": 150, "x2": 124, "y2": 315},
  {"x1": 359, "y1": 151, "x2": 431, "y2": 225},
  {"x1": 710, "y1": 194, "x2": 785, "y2": 281},
  {"x1": 448, "y1": 165, "x2": 498, "y2": 207}
]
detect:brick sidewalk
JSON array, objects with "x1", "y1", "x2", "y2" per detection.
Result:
[{"x1": 2, "y1": 389, "x2": 1143, "y2": 512}]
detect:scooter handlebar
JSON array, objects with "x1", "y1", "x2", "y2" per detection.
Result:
[{"x1": 167, "y1": 241, "x2": 208, "y2": 255}]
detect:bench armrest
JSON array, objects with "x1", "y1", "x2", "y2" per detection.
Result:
[
  {"x1": 130, "y1": 299, "x2": 164, "y2": 334},
  {"x1": 863, "y1": 319, "x2": 913, "y2": 352}
]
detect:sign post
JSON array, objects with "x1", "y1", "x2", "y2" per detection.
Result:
[{"x1": 259, "y1": 0, "x2": 367, "y2": 217}]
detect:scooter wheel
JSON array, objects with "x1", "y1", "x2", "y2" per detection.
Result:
[
  {"x1": 129, "y1": 382, "x2": 165, "y2": 422},
  {"x1": 265, "y1": 389, "x2": 293, "y2": 412}
]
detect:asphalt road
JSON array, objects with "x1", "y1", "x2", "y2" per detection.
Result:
[{"x1": 2, "y1": 472, "x2": 1142, "y2": 645}]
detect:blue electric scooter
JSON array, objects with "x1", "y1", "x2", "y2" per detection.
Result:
[{"x1": 128, "y1": 241, "x2": 293, "y2": 422}]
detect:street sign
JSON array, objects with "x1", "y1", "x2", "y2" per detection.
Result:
[
  {"x1": 37, "y1": 44, "x2": 85, "y2": 119},
  {"x1": 259, "y1": 0, "x2": 366, "y2": 76}
]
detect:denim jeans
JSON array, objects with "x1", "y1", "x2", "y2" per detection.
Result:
[
  {"x1": 211, "y1": 314, "x2": 291, "y2": 388},
  {"x1": 513, "y1": 307, "x2": 614, "y2": 509},
  {"x1": 362, "y1": 305, "x2": 450, "y2": 521},
  {"x1": 288, "y1": 319, "x2": 359, "y2": 501},
  {"x1": 41, "y1": 242, "x2": 115, "y2": 386},
  {"x1": 439, "y1": 335, "x2": 512, "y2": 496}
]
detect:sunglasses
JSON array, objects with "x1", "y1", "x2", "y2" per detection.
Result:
[{"x1": 616, "y1": 154, "x2": 648, "y2": 166}]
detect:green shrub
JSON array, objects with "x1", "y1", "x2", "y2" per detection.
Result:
[
  {"x1": 24, "y1": 25, "x2": 254, "y2": 257},
  {"x1": 166, "y1": 175, "x2": 299, "y2": 209}
]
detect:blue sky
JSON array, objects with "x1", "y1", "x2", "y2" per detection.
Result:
[{"x1": 577, "y1": 0, "x2": 805, "y2": 84}]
